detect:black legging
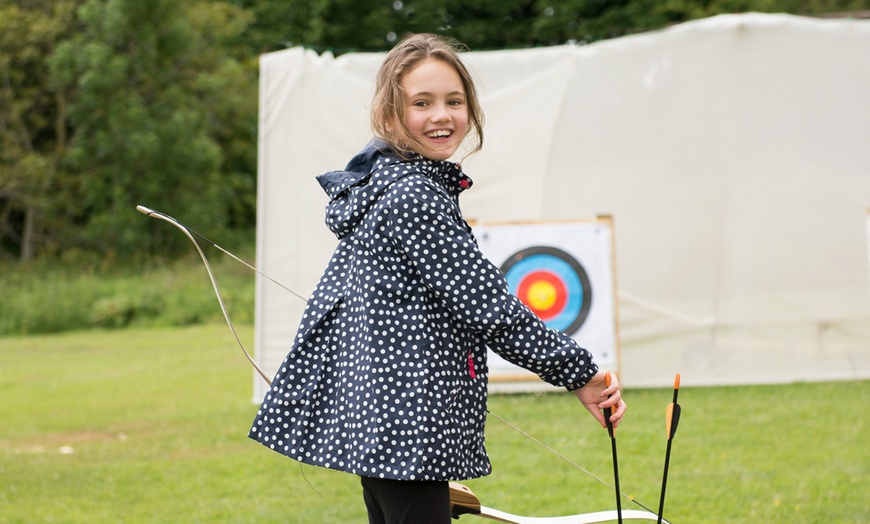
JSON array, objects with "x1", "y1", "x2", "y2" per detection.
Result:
[{"x1": 360, "y1": 476, "x2": 452, "y2": 524}]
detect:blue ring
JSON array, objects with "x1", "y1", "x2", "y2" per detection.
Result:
[
  {"x1": 501, "y1": 246, "x2": 592, "y2": 336},
  {"x1": 505, "y1": 255, "x2": 583, "y2": 331}
]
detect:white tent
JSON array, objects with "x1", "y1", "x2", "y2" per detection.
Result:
[{"x1": 254, "y1": 12, "x2": 870, "y2": 400}]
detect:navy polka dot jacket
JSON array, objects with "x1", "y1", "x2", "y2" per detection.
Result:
[{"x1": 249, "y1": 140, "x2": 598, "y2": 481}]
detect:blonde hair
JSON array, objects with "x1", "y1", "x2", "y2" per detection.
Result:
[{"x1": 371, "y1": 34, "x2": 484, "y2": 158}]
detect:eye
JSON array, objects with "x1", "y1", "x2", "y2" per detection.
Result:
[
  {"x1": 412, "y1": 100, "x2": 429, "y2": 108},
  {"x1": 448, "y1": 98, "x2": 465, "y2": 107}
]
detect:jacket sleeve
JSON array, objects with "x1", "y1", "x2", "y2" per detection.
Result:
[{"x1": 384, "y1": 176, "x2": 598, "y2": 390}]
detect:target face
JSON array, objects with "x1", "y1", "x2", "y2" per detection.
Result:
[{"x1": 501, "y1": 246, "x2": 592, "y2": 336}]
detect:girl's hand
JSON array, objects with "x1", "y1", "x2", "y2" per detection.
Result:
[{"x1": 574, "y1": 370, "x2": 626, "y2": 429}]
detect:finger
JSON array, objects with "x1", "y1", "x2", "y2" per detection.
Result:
[
  {"x1": 611, "y1": 400, "x2": 627, "y2": 428},
  {"x1": 590, "y1": 405, "x2": 608, "y2": 429},
  {"x1": 583, "y1": 399, "x2": 608, "y2": 428},
  {"x1": 598, "y1": 389, "x2": 621, "y2": 409}
]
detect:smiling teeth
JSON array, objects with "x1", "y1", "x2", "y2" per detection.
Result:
[{"x1": 427, "y1": 130, "x2": 451, "y2": 138}]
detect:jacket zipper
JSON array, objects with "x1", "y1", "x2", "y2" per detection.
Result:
[{"x1": 467, "y1": 350, "x2": 476, "y2": 378}]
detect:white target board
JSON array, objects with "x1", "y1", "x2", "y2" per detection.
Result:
[{"x1": 476, "y1": 218, "x2": 619, "y2": 384}]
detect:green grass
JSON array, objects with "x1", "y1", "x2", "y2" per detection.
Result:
[{"x1": 1, "y1": 325, "x2": 868, "y2": 523}]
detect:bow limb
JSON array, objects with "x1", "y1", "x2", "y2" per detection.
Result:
[
  {"x1": 450, "y1": 483, "x2": 667, "y2": 524},
  {"x1": 137, "y1": 205, "x2": 272, "y2": 385},
  {"x1": 476, "y1": 507, "x2": 665, "y2": 524}
]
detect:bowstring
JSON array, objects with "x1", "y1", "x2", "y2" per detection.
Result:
[
  {"x1": 140, "y1": 206, "x2": 327, "y2": 495},
  {"x1": 148, "y1": 207, "x2": 308, "y2": 304},
  {"x1": 486, "y1": 410, "x2": 657, "y2": 514},
  {"x1": 183, "y1": 222, "x2": 324, "y2": 497}
]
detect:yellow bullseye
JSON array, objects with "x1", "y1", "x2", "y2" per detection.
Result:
[{"x1": 526, "y1": 280, "x2": 558, "y2": 310}]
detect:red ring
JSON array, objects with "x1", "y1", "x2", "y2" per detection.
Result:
[{"x1": 516, "y1": 271, "x2": 568, "y2": 320}]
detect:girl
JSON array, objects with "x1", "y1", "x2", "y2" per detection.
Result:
[{"x1": 249, "y1": 33, "x2": 626, "y2": 524}]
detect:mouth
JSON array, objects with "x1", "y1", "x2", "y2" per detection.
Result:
[{"x1": 425, "y1": 129, "x2": 453, "y2": 139}]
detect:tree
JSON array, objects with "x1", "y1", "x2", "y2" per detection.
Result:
[
  {"x1": 229, "y1": 0, "x2": 409, "y2": 53},
  {"x1": 3, "y1": 0, "x2": 866, "y2": 263},
  {"x1": 532, "y1": 0, "x2": 870, "y2": 44},
  {"x1": 0, "y1": 0, "x2": 83, "y2": 262},
  {"x1": 232, "y1": 0, "x2": 870, "y2": 55},
  {"x1": 48, "y1": 0, "x2": 257, "y2": 259}
]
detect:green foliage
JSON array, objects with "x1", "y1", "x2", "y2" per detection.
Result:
[
  {"x1": 0, "y1": 329, "x2": 867, "y2": 522},
  {"x1": 48, "y1": 0, "x2": 256, "y2": 258},
  {"x1": 2, "y1": 0, "x2": 867, "y2": 263},
  {"x1": 230, "y1": 0, "x2": 870, "y2": 54},
  {"x1": 0, "y1": 0, "x2": 84, "y2": 261},
  {"x1": 0, "y1": 0, "x2": 257, "y2": 262},
  {"x1": 0, "y1": 243, "x2": 255, "y2": 336}
]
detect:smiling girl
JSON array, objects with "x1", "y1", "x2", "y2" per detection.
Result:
[{"x1": 249, "y1": 34, "x2": 625, "y2": 524}]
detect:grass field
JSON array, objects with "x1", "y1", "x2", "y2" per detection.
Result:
[{"x1": 1, "y1": 324, "x2": 867, "y2": 523}]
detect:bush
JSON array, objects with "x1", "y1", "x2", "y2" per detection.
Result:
[{"x1": 0, "y1": 247, "x2": 255, "y2": 336}]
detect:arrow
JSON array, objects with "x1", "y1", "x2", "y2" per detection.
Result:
[
  {"x1": 603, "y1": 371, "x2": 622, "y2": 524},
  {"x1": 657, "y1": 374, "x2": 681, "y2": 523}
]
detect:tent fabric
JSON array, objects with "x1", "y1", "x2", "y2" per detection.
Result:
[{"x1": 254, "y1": 12, "x2": 870, "y2": 400}]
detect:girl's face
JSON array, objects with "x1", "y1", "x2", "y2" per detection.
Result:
[{"x1": 400, "y1": 58, "x2": 469, "y2": 161}]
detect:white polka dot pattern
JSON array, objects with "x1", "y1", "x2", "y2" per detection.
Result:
[{"x1": 249, "y1": 141, "x2": 598, "y2": 481}]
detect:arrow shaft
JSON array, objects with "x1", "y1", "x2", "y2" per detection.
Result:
[
  {"x1": 610, "y1": 435, "x2": 622, "y2": 523},
  {"x1": 603, "y1": 371, "x2": 623, "y2": 524},
  {"x1": 657, "y1": 439, "x2": 673, "y2": 523}
]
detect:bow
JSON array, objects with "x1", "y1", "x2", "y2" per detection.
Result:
[
  {"x1": 136, "y1": 205, "x2": 275, "y2": 385},
  {"x1": 137, "y1": 205, "x2": 670, "y2": 523},
  {"x1": 450, "y1": 482, "x2": 667, "y2": 523}
]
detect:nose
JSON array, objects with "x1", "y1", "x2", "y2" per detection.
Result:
[{"x1": 431, "y1": 102, "x2": 450, "y2": 123}]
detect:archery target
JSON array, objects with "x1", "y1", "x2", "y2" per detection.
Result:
[
  {"x1": 501, "y1": 246, "x2": 592, "y2": 336},
  {"x1": 476, "y1": 220, "x2": 618, "y2": 384}
]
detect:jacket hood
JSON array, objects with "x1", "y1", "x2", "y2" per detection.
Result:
[{"x1": 316, "y1": 139, "x2": 473, "y2": 239}]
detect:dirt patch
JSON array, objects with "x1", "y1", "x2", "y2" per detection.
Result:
[{"x1": 3, "y1": 431, "x2": 128, "y2": 454}]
